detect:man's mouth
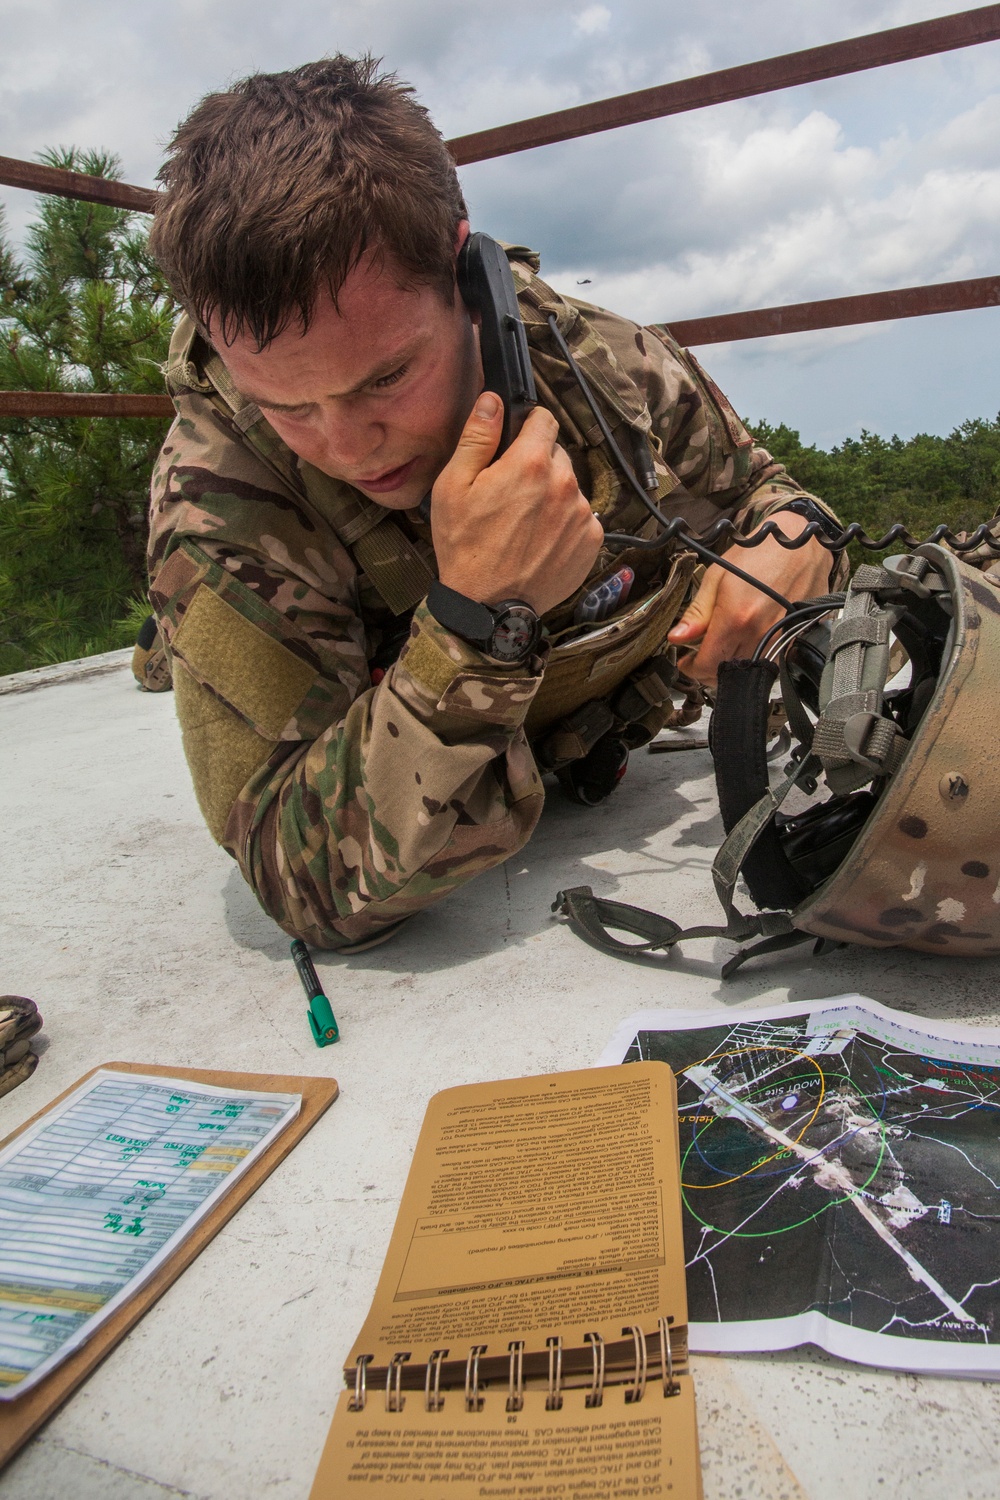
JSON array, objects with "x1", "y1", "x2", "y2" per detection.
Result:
[{"x1": 357, "y1": 457, "x2": 420, "y2": 494}]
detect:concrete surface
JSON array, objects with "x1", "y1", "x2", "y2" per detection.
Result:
[{"x1": 2, "y1": 656, "x2": 999, "y2": 1499}]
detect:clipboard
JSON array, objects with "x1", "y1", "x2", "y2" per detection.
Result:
[{"x1": 0, "y1": 1060, "x2": 339, "y2": 1470}]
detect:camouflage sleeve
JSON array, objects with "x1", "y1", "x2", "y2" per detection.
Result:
[
  {"x1": 638, "y1": 324, "x2": 846, "y2": 586},
  {"x1": 636, "y1": 324, "x2": 840, "y2": 523},
  {"x1": 225, "y1": 602, "x2": 546, "y2": 950}
]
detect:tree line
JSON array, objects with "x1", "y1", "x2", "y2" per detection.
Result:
[{"x1": 2, "y1": 153, "x2": 999, "y2": 675}]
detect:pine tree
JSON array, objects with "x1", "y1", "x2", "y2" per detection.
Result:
[
  {"x1": 752, "y1": 417, "x2": 1000, "y2": 564},
  {"x1": 0, "y1": 149, "x2": 176, "y2": 675}
]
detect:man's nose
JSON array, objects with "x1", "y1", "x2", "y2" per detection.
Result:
[{"x1": 320, "y1": 403, "x2": 383, "y2": 470}]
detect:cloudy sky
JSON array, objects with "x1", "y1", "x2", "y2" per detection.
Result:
[{"x1": 3, "y1": 0, "x2": 1000, "y2": 447}]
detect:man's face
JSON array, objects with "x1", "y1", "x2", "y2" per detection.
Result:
[{"x1": 211, "y1": 238, "x2": 481, "y2": 511}]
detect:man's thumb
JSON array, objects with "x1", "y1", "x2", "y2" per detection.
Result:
[
  {"x1": 668, "y1": 566, "x2": 721, "y2": 644},
  {"x1": 450, "y1": 391, "x2": 503, "y2": 480}
]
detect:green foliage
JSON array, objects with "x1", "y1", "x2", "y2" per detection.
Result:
[
  {"x1": 0, "y1": 149, "x2": 176, "y2": 675},
  {"x1": 751, "y1": 417, "x2": 1000, "y2": 565}
]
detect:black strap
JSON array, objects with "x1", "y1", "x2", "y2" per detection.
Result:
[
  {"x1": 711, "y1": 658, "x2": 811, "y2": 910},
  {"x1": 136, "y1": 614, "x2": 159, "y2": 651},
  {"x1": 426, "y1": 581, "x2": 496, "y2": 647}
]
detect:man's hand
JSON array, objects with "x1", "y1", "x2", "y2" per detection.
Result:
[
  {"x1": 430, "y1": 392, "x2": 604, "y2": 616},
  {"x1": 667, "y1": 510, "x2": 833, "y2": 686}
]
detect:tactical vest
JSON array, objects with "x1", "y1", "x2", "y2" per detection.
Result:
[{"x1": 161, "y1": 252, "x2": 698, "y2": 774}]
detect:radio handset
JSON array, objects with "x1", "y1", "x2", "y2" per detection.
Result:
[
  {"x1": 456, "y1": 231, "x2": 538, "y2": 457},
  {"x1": 417, "y1": 235, "x2": 537, "y2": 522}
]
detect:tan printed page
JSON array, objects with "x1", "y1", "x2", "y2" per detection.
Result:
[
  {"x1": 345, "y1": 1063, "x2": 687, "y2": 1384},
  {"x1": 311, "y1": 1381, "x2": 702, "y2": 1500}
]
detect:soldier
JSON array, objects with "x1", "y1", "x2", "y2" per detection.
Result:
[{"x1": 142, "y1": 56, "x2": 841, "y2": 951}]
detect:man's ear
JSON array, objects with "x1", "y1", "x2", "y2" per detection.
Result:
[{"x1": 453, "y1": 220, "x2": 479, "y2": 321}]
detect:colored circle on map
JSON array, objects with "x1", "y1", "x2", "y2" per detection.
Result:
[
  {"x1": 679, "y1": 1043, "x2": 887, "y2": 1239},
  {"x1": 683, "y1": 1048, "x2": 825, "y2": 1187}
]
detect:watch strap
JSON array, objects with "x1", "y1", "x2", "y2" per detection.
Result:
[{"x1": 426, "y1": 581, "x2": 497, "y2": 650}]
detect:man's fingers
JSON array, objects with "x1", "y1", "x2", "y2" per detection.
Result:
[
  {"x1": 668, "y1": 524, "x2": 834, "y2": 687},
  {"x1": 444, "y1": 390, "x2": 504, "y2": 486},
  {"x1": 668, "y1": 565, "x2": 722, "y2": 645},
  {"x1": 680, "y1": 626, "x2": 724, "y2": 686}
]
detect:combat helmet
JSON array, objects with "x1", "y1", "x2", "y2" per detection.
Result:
[{"x1": 555, "y1": 542, "x2": 1000, "y2": 971}]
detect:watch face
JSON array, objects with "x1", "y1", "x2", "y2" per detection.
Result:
[{"x1": 489, "y1": 605, "x2": 539, "y2": 663}]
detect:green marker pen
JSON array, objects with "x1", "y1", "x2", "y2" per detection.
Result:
[{"x1": 290, "y1": 939, "x2": 339, "y2": 1046}]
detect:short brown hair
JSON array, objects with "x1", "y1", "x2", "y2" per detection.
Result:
[{"x1": 150, "y1": 56, "x2": 467, "y2": 348}]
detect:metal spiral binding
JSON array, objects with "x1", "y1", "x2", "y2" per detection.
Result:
[
  {"x1": 348, "y1": 1353, "x2": 372, "y2": 1411},
  {"x1": 425, "y1": 1349, "x2": 447, "y2": 1412},
  {"x1": 352, "y1": 1324, "x2": 679, "y2": 1417},
  {"x1": 465, "y1": 1345, "x2": 487, "y2": 1412},
  {"x1": 386, "y1": 1352, "x2": 409, "y2": 1413},
  {"x1": 545, "y1": 1335, "x2": 564, "y2": 1411},
  {"x1": 507, "y1": 1341, "x2": 525, "y2": 1413},
  {"x1": 584, "y1": 1332, "x2": 606, "y2": 1408},
  {"x1": 658, "y1": 1317, "x2": 680, "y2": 1397},
  {"x1": 624, "y1": 1326, "x2": 648, "y2": 1404}
]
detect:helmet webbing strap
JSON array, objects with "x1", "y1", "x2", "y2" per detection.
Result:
[
  {"x1": 554, "y1": 564, "x2": 925, "y2": 975},
  {"x1": 811, "y1": 565, "x2": 909, "y2": 794}
]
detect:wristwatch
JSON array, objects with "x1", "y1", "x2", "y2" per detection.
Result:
[
  {"x1": 426, "y1": 581, "x2": 542, "y2": 665},
  {"x1": 772, "y1": 497, "x2": 844, "y2": 542}
]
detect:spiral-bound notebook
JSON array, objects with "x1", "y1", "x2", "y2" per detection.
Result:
[{"x1": 310, "y1": 1063, "x2": 702, "y2": 1498}]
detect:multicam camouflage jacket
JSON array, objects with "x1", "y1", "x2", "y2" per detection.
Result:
[{"x1": 147, "y1": 246, "x2": 838, "y2": 950}]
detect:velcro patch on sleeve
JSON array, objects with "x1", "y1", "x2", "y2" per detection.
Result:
[
  {"x1": 172, "y1": 584, "x2": 317, "y2": 740},
  {"x1": 399, "y1": 628, "x2": 463, "y2": 700}
]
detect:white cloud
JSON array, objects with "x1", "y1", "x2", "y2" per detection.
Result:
[{"x1": 575, "y1": 5, "x2": 612, "y2": 37}]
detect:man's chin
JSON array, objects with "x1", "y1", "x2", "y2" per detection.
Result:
[{"x1": 356, "y1": 483, "x2": 428, "y2": 512}]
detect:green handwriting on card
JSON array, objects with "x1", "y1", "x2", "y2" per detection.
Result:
[{"x1": 105, "y1": 1134, "x2": 151, "y2": 1162}]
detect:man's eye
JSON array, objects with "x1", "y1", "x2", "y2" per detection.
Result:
[
  {"x1": 264, "y1": 405, "x2": 311, "y2": 420},
  {"x1": 373, "y1": 365, "x2": 408, "y2": 390}
]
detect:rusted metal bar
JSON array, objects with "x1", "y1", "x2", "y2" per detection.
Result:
[
  {"x1": 0, "y1": 155, "x2": 158, "y2": 214},
  {"x1": 448, "y1": 5, "x2": 1000, "y2": 164},
  {"x1": 663, "y1": 274, "x2": 1000, "y2": 345},
  {"x1": 3, "y1": 272, "x2": 1000, "y2": 414},
  {"x1": 2, "y1": 273, "x2": 999, "y2": 418},
  {"x1": 0, "y1": 392, "x2": 173, "y2": 418}
]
